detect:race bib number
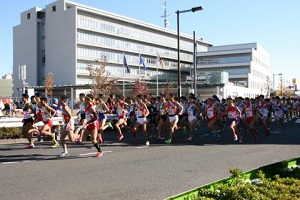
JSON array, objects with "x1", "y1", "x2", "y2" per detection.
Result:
[
  {"x1": 168, "y1": 109, "x2": 175, "y2": 115},
  {"x1": 228, "y1": 111, "x2": 235, "y2": 119},
  {"x1": 245, "y1": 110, "x2": 253, "y2": 117},
  {"x1": 207, "y1": 111, "x2": 214, "y2": 118}
]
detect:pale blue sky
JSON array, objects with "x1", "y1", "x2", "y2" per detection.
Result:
[{"x1": 1, "y1": 0, "x2": 299, "y2": 86}]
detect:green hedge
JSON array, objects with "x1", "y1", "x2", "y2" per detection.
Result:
[{"x1": 0, "y1": 127, "x2": 23, "y2": 139}]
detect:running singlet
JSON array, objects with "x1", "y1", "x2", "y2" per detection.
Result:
[
  {"x1": 187, "y1": 104, "x2": 197, "y2": 117},
  {"x1": 206, "y1": 105, "x2": 215, "y2": 119},
  {"x1": 227, "y1": 106, "x2": 237, "y2": 119},
  {"x1": 97, "y1": 103, "x2": 107, "y2": 114},
  {"x1": 135, "y1": 103, "x2": 147, "y2": 117},
  {"x1": 22, "y1": 103, "x2": 33, "y2": 120},
  {"x1": 274, "y1": 103, "x2": 283, "y2": 117},
  {"x1": 116, "y1": 101, "x2": 127, "y2": 119},
  {"x1": 41, "y1": 106, "x2": 51, "y2": 122},
  {"x1": 85, "y1": 103, "x2": 95, "y2": 122},
  {"x1": 79, "y1": 102, "x2": 86, "y2": 119},
  {"x1": 259, "y1": 102, "x2": 268, "y2": 117},
  {"x1": 62, "y1": 108, "x2": 70, "y2": 123},
  {"x1": 158, "y1": 102, "x2": 166, "y2": 115},
  {"x1": 166, "y1": 101, "x2": 178, "y2": 116},
  {"x1": 244, "y1": 105, "x2": 254, "y2": 118}
]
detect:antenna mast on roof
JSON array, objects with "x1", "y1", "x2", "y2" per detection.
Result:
[{"x1": 161, "y1": 0, "x2": 169, "y2": 28}]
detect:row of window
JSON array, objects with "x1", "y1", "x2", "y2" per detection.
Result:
[
  {"x1": 76, "y1": 14, "x2": 195, "y2": 52},
  {"x1": 76, "y1": 31, "x2": 193, "y2": 61},
  {"x1": 197, "y1": 56, "x2": 251, "y2": 65},
  {"x1": 76, "y1": 47, "x2": 191, "y2": 69}
]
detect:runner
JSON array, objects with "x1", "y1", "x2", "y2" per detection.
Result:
[
  {"x1": 205, "y1": 98, "x2": 218, "y2": 137},
  {"x1": 81, "y1": 94, "x2": 103, "y2": 158},
  {"x1": 57, "y1": 95, "x2": 75, "y2": 157},
  {"x1": 73, "y1": 93, "x2": 86, "y2": 142},
  {"x1": 185, "y1": 96, "x2": 201, "y2": 142},
  {"x1": 156, "y1": 95, "x2": 168, "y2": 140},
  {"x1": 258, "y1": 95, "x2": 270, "y2": 136},
  {"x1": 96, "y1": 94, "x2": 112, "y2": 143},
  {"x1": 226, "y1": 98, "x2": 242, "y2": 143},
  {"x1": 242, "y1": 97, "x2": 258, "y2": 141},
  {"x1": 273, "y1": 96, "x2": 284, "y2": 133},
  {"x1": 132, "y1": 94, "x2": 150, "y2": 145},
  {"x1": 165, "y1": 93, "x2": 183, "y2": 144},
  {"x1": 35, "y1": 97, "x2": 59, "y2": 148},
  {"x1": 21, "y1": 94, "x2": 36, "y2": 149},
  {"x1": 114, "y1": 95, "x2": 131, "y2": 141}
]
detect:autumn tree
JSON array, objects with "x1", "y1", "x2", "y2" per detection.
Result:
[
  {"x1": 44, "y1": 72, "x2": 53, "y2": 97},
  {"x1": 262, "y1": 76, "x2": 272, "y2": 98},
  {"x1": 163, "y1": 81, "x2": 176, "y2": 96},
  {"x1": 86, "y1": 59, "x2": 118, "y2": 97},
  {"x1": 132, "y1": 79, "x2": 149, "y2": 96}
]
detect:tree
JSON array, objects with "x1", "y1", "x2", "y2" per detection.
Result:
[
  {"x1": 163, "y1": 81, "x2": 176, "y2": 96},
  {"x1": 132, "y1": 79, "x2": 149, "y2": 96},
  {"x1": 276, "y1": 77, "x2": 289, "y2": 97},
  {"x1": 86, "y1": 59, "x2": 118, "y2": 97},
  {"x1": 44, "y1": 72, "x2": 53, "y2": 97},
  {"x1": 262, "y1": 76, "x2": 272, "y2": 98}
]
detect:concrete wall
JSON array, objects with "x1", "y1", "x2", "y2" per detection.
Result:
[
  {"x1": 45, "y1": 0, "x2": 77, "y2": 85},
  {"x1": 13, "y1": 7, "x2": 41, "y2": 97}
]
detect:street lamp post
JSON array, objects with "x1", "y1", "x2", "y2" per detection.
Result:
[
  {"x1": 273, "y1": 73, "x2": 282, "y2": 96},
  {"x1": 176, "y1": 6, "x2": 203, "y2": 98}
]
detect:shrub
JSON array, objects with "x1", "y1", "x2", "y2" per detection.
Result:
[
  {"x1": 0, "y1": 127, "x2": 23, "y2": 139},
  {"x1": 197, "y1": 168, "x2": 300, "y2": 200}
]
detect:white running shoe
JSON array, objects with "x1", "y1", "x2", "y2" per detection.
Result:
[
  {"x1": 187, "y1": 136, "x2": 193, "y2": 142},
  {"x1": 145, "y1": 141, "x2": 150, "y2": 146},
  {"x1": 58, "y1": 152, "x2": 69, "y2": 157}
]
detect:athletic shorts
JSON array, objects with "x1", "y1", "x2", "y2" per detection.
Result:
[
  {"x1": 227, "y1": 118, "x2": 238, "y2": 125},
  {"x1": 98, "y1": 113, "x2": 107, "y2": 122},
  {"x1": 23, "y1": 118, "x2": 34, "y2": 126},
  {"x1": 86, "y1": 121, "x2": 100, "y2": 131},
  {"x1": 245, "y1": 117, "x2": 254, "y2": 124},
  {"x1": 188, "y1": 116, "x2": 197, "y2": 122},
  {"x1": 168, "y1": 115, "x2": 178, "y2": 123},
  {"x1": 64, "y1": 122, "x2": 74, "y2": 132},
  {"x1": 137, "y1": 117, "x2": 147, "y2": 125},
  {"x1": 43, "y1": 120, "x2": 53, "y2": 128}
]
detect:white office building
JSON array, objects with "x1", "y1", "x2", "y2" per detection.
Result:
[
  {"x1": 196, "y1": 43, "x2": 270, "y2": 98},
  {"x1": 13, "y1": 0, "x2": 212, "y2": 97}
]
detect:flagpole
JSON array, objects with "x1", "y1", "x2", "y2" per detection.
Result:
[
  {"x1": 138, "y1": 53, "x2": 141, "y2": 79},
  {"x1": 156, "y1": 58, "x2": 159, "y2": 96},
  {"x1": 123, "y1": 53, "x2": 125, "y2": 97}
]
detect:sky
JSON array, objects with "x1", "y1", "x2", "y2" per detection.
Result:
[{"x1": 1, "y1": 0, "x2": 300, "y2": 87}]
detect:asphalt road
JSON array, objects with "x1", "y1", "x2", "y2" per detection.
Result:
[{"x1": 1, "y1": 118, "x2": 300, "y2": 200}]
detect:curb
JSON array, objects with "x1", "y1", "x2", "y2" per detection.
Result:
[{"x1": 0, "y1": 138, "x2": 28, "y2": 145}]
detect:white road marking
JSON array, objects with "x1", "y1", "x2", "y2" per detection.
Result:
[
  {"x1": 79, "y1": 150, "x2": 112, "y2": 156},
  {"x1": 136, "y1": 146, "x2": 149, "y2": 149},
  {"x1": 199, "y1": 134, "x2": 212, "y2": 137},
  {"x1": 2, "y1": 162, "x2": 19, "y2": 164}
]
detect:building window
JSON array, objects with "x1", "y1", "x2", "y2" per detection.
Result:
[
  {"x1": 52, "y1": 5, "x2": 56, "y2": 12},
  {"x1": 27, "y1": 13, "x2": 30, "y2": 19}
]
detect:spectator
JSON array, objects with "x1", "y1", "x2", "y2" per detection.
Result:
[
  {"x1": 51, "y1": 98, "x2": 62, "y2": 117},
  {"x1": 0, "y1": 99, "x2": 4, "y2": 118}
]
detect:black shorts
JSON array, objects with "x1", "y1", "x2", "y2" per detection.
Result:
[
  {"x1": 160, "y1": 115, "x2": 168, "y2": 122},
  {"x1": 23, "y1": 118, "x2": 34, "y2": 126}
]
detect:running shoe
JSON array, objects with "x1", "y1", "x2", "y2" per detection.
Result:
[
  {"x1": 95, "y1": 151, "x2": 104, "y2": 158},
  {"x1": 187, "y1": 136, "x2": 192, "y2": 142},
  {"x1": 37, "y1": 135, "x2": 43, "y2": 142},
  {"x1": 145, "y1": 141, "x2": 150, "y2": 146},
  {"x1": 108, "y1": 122, "x2": 114, "y2": 130},
  {"x1": 97, "y1": 133, "x2": 103, "y2": 144},
  {"x1": 165, "y1": 139, "x2": 172, "y2": 144},
  {"x1": 239, "y1": 136, "x2": 243, "y2": 143},
  {"x1": 51, "y1": 142, "x2": 59, "y2": 148},
  {"x1": 234, "y1": 135, "x2": 238, "y2": 141},
  {"x1": 118, "y1": 135, "x2": 124, "y2": 141},
  {"x1": 24, "y1": 144, "x2": 35, "y2": 149},
  {"x1": 58, "y1": 152, "x2": 69, "y2": 157}
]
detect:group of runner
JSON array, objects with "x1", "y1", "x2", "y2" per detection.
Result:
[{"x1": 19, "y1": 92, "x2": 300, "y2": 158}]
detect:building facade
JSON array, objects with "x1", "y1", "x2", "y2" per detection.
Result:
[
  {"x1": 13, "y1": 0, "x2": 212, "y2": 98},
  {"x1": 0, "y1": 74, "x2": 13, "y2": 98},
  {"x1": 196, "y1": 43, "x2": 270, "y2": 98}
]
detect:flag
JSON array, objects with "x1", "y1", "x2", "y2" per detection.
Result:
[
  {"x1": 139, "y1": 54, "x2": 147, "y2": 71},
  {"x1": 157, "y1": 52, "x2": 165, "y2": 68},
  {"x1": 123, "y1": 54, "x2": 130, "y2": 73}
]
